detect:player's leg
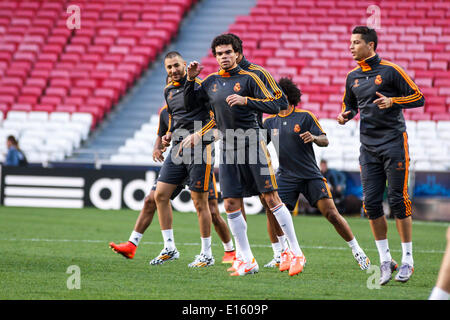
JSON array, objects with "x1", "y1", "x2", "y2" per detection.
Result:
[
  {"x1": 188, "y1": 190, "x2": 215, "y2": 267},
  {"x1": 360, "y1": 157, "x2": 398, "y2": 284},
  {"x1": 429, "y1": 227, "x2": 450, "y2": 300},
  {"x1": 264, "y1": 175, "x2": 296, "y2": 270},
  {"x1": 315, "y1": 193, "x2": 370, "y2": 270},
  {"x1": 109, "y1": 189, "x2": 157, "y2": 259},
  {"x1": 134, "y1": 190, "x2": 157, "y2": 234},
  {"x1": 150, "y1": 181, "x2": 180, "y2": 265},
  {"x1": 385, "y1": 134, "x2": 414, "y2": 282},
  {"x1": 224, "y1": 197, "x2": 258, "y2": 276},
  {"x1": 257, "y1": 140, "x2": 305, "y2": 276},
  {"x1": 263, "y1": 190, "x2": 306, "y2": 276},
  {"x1": 263, "y1": 194, "x2": 286, "y2": 268},
  {"x1": 209, "y1": 198, "x2": 235, "y2": 263}
]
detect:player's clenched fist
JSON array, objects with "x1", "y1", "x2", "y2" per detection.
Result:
[
  {"x1": 226, "y1": 94, "x2": 246, "y2": 107},
  {"x1": 187, "y1": 61, "x2": 203, "y2": 81}
]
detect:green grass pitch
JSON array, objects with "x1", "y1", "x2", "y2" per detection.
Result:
[{"x1": 0, "y1": 206, "x2": 448, "y2": 300}]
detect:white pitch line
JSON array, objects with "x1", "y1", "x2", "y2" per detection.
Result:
[{"x1": 0, "y1": 238, "x2": 445, "y2": 254}]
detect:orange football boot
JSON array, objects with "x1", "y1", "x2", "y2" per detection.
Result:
[{"x1": 109, "y1": 241, "x2": 136, "y2": 259}]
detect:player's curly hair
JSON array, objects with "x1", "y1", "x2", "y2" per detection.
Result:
[
  {"x1": 211, "y1": 34, "x2": 241, "y2": 56},
  {"x1": 226, "y1": 33, "x2": 243, "y2": 54},
  {"x1": 278, "y1": 77, "x2": 302, "y2": 107}
]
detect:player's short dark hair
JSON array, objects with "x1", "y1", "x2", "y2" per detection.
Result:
[
  {"x1": 211, "y1": 34, "x2": 241, "y2": 56},
  {"x1": 164, "y1": 51, "x2": 182, "y2": 60},
  {"x1": 352, "y1": 26, "x2": 378, "y2": 50},
  {"x1": 278, "y1": 77, "x2": 302, "y2": 107},
  {"x1": 226, "y1": 33, "x2": 243, "y2": 54}
]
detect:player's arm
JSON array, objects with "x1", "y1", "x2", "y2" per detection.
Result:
[
  {"x1": 300, "y1": 132, "x2": 328, "y2": 146},
  {"x1": 162, "y1": 95, "x2": 173, "y2": 147},
  {"x1": 300, "y1": 111, "x2": 328, "y2": 146},
  {"x1": 153, "y1": 107, "x2": 169, "y2": 162},
  {"x1": 227, "y1": 72, "x2": 280, "y2": 114},
  {"x1": 374, "y1": 66, "x2": 425, "y2": 110},
  {"x1": 338, "y1": 74, "x2": 358, "y2": 125},
  {"x1": 252, "y1": 65, "x2": 289, "y2": 110},
  {"x1": 262, "y1": 117, "x2": 273, "y2": 145},
  {"x1": 184, "y1": 61, "x2": 209, "y2": 112}
]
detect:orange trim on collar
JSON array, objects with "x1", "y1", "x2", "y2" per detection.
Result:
[
  {"x1": 278, "y1": 106, "x2": 295, "y2": 117},
  {"x1": 357, "y1": 53, "x2": 376, "y2": 72},
  {"x1": 218, "y1": 69, "x2": 230, "y2": 77}
]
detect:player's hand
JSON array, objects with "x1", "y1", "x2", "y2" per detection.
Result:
[
  {"x1": 187, "y1": 61, "x2": 203, "y2": 81},
  {"x1": 299, "y1": 131, "x2": 316, "y2": 144},
  {"x1": 373, "y1": 92, "x2": 393, "y2": 109},
  {"x1": 337, "y1": 111, "x2": 351, "y2": 125},
  {"x1": 226, "y1": 94, "x2": 246, "y2": 107},
  {"x1": 152, "y1": 148, "x2": 165, "y2": 162},
  {"x1": 176, "y1": 132, "x2": 201, "y2": 157},
  {"x1": 162, "y1": 132, "x2": 172, "y2": 147}
]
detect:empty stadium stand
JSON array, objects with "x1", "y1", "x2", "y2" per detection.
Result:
[{"x1": 0, "y1": 0, "x2": 197, "y2": 162}]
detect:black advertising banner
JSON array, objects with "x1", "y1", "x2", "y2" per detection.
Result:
[{"x1": 0, "y1": 166, "x2": 158, "y2": 210}]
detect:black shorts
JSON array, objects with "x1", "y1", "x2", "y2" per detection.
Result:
[
  {"x1": 276, "y1": 173, "x2": 332, "y2": 211},
  {"x1": 151, "y1": 178, "x2": 187, "y2": 200},
  {"x1": 359, "y1": 132, "x2": 412, "y2": 220},
  {"x1": 151, "y1": 174, "x2": 219, "y2": 200},
  {"x1": 157, "y1": 143, "x2": 214, "y2": 193},
  {"x1": 219, "y1": 140, "x2": 277, "y2": 199}
]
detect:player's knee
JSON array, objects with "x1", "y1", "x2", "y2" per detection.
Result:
[
  {"x1": 323, "y1": 208, "x2": 340, "y2": 225},
  {"x1": 154, "y1": 190, "x2": 170, "y2": 204},
  {"x1": 192, "y1": 198, "x2": 208, "y2": 213},
  {"x1": 224, "y1": 199, "x2": 240, "y2": 213},
  {"x1": 364, "y1": 202, "x2": 384, "y2": 220},
  {"x1": 388, "y1": 197, "x2": 410, "y2": 219},
  {"x1": 208, "y1": 202, "x2": 219, "y2": 218},
  {"x1": 262, "y1": 192, "x2": 280, "y2": 209},
  {"x1": 143, "y1": 194, "x2": 156, "y2": 212}
]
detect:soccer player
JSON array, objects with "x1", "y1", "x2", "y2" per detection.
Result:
[
  {"x1": 184, "y1": 34, "x2": 306, "y2": 276},
  {"x1": 152, "y1": 51, "x2": 217, "y2": 267},
  {"x1": 429, "y1": 227, "x2": 450, "y2": 300},
  {"x1": 109, "y1": 75, "x2": 236, "y2": 265},
  {"x1": 228, "y1": 33, "x2": 289, "y2": 269},
  {"x1": 263, "y1": 78, "x2": 370, "y2": 270},
  {"x1": 337, "y1": 26, "x2": 425, "y2": 285}
]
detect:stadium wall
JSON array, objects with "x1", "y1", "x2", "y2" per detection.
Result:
[{"x1": 0, "y1": 165, "x2": 449, "y2": 221}]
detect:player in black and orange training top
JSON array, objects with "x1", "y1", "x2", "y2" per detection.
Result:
[
  {"x1": 226, "y1": 33, "x2": 289, "y2": 269},
  {"x1": 337, "y1": 26, "x2": 425, "y2": 285},
  {"x1": 109, "y1": 75, "x2": 236, "y2": 265},
  {"x1": 184, "y1": 34, "x2": 305, "y2": 277},
  {"x1": 264, "y1": 78, "x2": 370, "y2": 271},
  {"x1": 151, "y1": 51, "x2": 217, "y2": 268}
]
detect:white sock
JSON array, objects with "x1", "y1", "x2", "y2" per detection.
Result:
[
  {"x1": 401, "y1": 242, "x2": 414, "y2": 266},
  {"x1": 375, "y1": 239, "x2": 392, "y2": 263},
  {"x1": 226, "y1": 210, "x2": 253, "y2": 263},
  {"x1": 161, "y1": 229, "x2": 175, "y2": 250},
  {"x1": 129, "y1": 230, "x2": 143, "y2": 246},
  {"x1": 271, "y1": 204, "x2": 303, "y2": 256},
  {"x1": 347, "y1": 238, "x2": 362, "y2": 252},
  {"x1": 223, "y1": 240, "x2": 235, "y2": 252},
  {"x1": 271, "y1": 241, "x2": 282, "y2": 256},
  {"x1": 429, "y1": 286, "x2": 450, "y2": 300},
  {"x1": 277, "y1": 235, "x2": 288, "y2": 251},
  {"x1": 201, "y1": 237, "x2": 212, "y2": 257}
]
